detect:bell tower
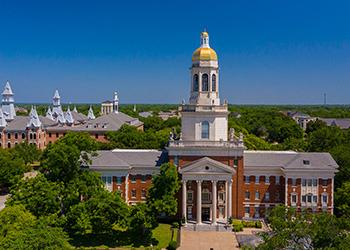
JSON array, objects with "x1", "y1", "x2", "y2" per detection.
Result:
[
  {"x1": 180, "y1": 31, "x2": 228, "y2": 142},
  {"x1": 190, "y1": 31, "x2": 220, "y2": 106}
]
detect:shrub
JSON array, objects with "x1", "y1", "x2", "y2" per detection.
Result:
[
  {"x1": 232, "y1": 220, "x2": 243, "y2": 232},
  {"x1": 255, "y1": 221, "x2": 262, "y2": 228},
  {"x1": 172, "y1": 222, "x2": 179, "y2": 229},
  {"x1": 167, "y1": 240, "x2": 177, "y2": 250},
  {"x1": 242, "y1": 221, "x2": 256, "y2": 228}
]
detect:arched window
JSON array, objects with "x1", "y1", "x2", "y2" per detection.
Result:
[
  {"x1": 202, "y1": 74, "x2": 209, "y2": 91},
  {"x1": 22, "y1": 133, "x2": 25, "y2": 139},
  {"x1": 29, "y1": 133, "x2": 33, "y2": 140},
  {"x1": 193, "y1": 74, "x2": 199, "y2": 92},
  {"x1": 7, "y1": 142, "x2": 11, "y2": 148},
  {"x1": 33, "y1": 133, "x2": 37, "y2": 140},
  {"x1": 212, "y1": 74, "x2": 216, "y2": 91},
  {"x1": 201, "y1": 121, "x2": 209, "y2": 139}
]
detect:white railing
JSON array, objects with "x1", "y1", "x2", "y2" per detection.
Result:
[
  {"x1": 179, "y1": 104, "x2": 228, "y2": 113},
  {"x1": 168, "y1": 139, "x2": 244, "y2": 148}
]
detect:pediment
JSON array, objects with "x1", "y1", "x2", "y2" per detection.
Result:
[{"x1": 179, "y1": 157, "x2": 235, "y2": 174}]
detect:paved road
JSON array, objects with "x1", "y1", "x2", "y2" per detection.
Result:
[
  {"x1": 178, "y1": 230, "x2": 239, "y2": 250},
  {"x1": 0, "y1": 195, "x2": 8, "y2": 211}
]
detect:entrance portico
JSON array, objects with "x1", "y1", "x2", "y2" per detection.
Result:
[{"x1": 179, "y1": 157, "x2": 235, "y2": 225}]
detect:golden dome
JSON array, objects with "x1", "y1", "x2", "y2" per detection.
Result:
[{"x1": 192, "y1": 47, "x2": 218, "y2": 61}]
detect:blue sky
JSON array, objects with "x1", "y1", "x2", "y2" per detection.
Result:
[{"x1": 0, "y1": 0, "x2": 349, "y2": 104}]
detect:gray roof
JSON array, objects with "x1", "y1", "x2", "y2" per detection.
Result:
[
  {"x1": 71, "y1": 111, "x2": 88, "y2": 123},
  {"x1": 72, "y1": 112, "x2": 143, "y2": 132},
  {"x1": 244, "y1": 151, "x2": 338, "y2": 171},
  {"x1": 88, "y1": 149, "x2": 168, "y2": 170},
  {"x1": 4, "y1": 116, "x2": 29, "y2": 131},
  {"x1": 319, "y1": 118, "x2": 350, "y2": 129}
]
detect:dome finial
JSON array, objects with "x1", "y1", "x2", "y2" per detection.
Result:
[{"x1": 200, "y1": 30, "x2": 209, "y2": 48}]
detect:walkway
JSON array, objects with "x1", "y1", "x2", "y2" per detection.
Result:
[
  {"x1": 0, "y1": 195, "x2": 8, "y2": 211},
  {"x1": 178, "y1": 230, "x2": 239, "y2": 250}
]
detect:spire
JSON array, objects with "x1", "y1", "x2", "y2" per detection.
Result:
[
  {"x1": 87, "y1": 105, "x2": 95, "y2": 120},
  {"x1": 133, "y1": 104, "x2": 136, "y2": 112},
  {"x1": 0, "y1": 107, "x2": 7, "y2": 128},
  {"x1": 56, "y1": 111, "x2": 66, "y2": 124},
  {"x1": 113, "y1": 91, "x2": 119, "y2": 113},
  {"x1": 27, "y1": 106, "x2": 42, "y2": 128},
  {"x1": 52, "y1": 89, "x2": 64, "y2": 117},
  {"x1": 1, "y1": 80, "x2": 16, "y2": 121},
  {"x1": 73, "y1": 106, "x2": 78, "y2": 112},
  {"x1": 46, "y1": 106, "x2": 54, "y2": 120},
  {"x1": 200, "y1": 31, "x2": 210, "y2": 48},
  {"x1": 65, "y1": 106, "x2": 74, "y2": 125}
]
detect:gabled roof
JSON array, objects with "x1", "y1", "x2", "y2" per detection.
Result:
[{"x1": 179, "y1": 156, "x2": 235, "y2": 174}]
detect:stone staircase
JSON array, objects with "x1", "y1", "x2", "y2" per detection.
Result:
[{"x1": 183, "y1": 222, "x2": 232, "y2": 232}]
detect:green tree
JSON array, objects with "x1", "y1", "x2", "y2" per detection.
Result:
[
  {"x1": 10, "y1": 142, "x2": 42, "y2": 164},
  {"x1": 0, "y1": 149, "x2": 27, "y2": 189},
  {"x1": 335, "y1": 181, "x2": 350, "y2": 219},
  {"x1": 147, "y1": 163, "x2": 180, "y2": 216},
  {"x1": 66, "y1": 191, "x2": 129, "y2": 235},
  {"x1": 128, "y1": 203, "x2": 155, "y2": 243},
  {"x1": 0, "y1": 205, "x2": 71, "y2": 249},
  {"x1": 7, "y1": 174, "x2": 61, "y2": 217},
  {"x1": 305, "y1": 119, "x2": 327, "y2": 134},
  {"x1": 307, "y1": 126, "x2": 345, "y2": 152}
]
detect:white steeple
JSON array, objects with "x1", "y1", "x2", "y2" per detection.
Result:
[
  {"x1": 87, "y1": 105, "x2": 95, "y2": 120},
  {"x1": 0, "y1": 107, "x2": 7, "y2": 128},
  {"x1": 1, "y1": 81, "x2": 16, "y2": 121},
  {"x1": 27, "y1": 106, "x2": 42, "y2": 128},
  {"x1": 113, "y1": 91, "x2": 119, "y2": 113},
  {"x1": 200, "y1": 31, "x2": 210, "y2": 48},
  {"x1": 73, "y1": 106, "x2": 78, "y2": 112},
  {"x1": 56, "y1": 111, "x2": 66, "y2": 124},
  {"x1": 46, "y1": 106, "x2": 54, "y2": 120},
  {"x1": 52, "y1": 89, "x2": 64, "y2": 117},
  {"x1": 65, "y1": 106, "x2": 74, "y2": 125}
]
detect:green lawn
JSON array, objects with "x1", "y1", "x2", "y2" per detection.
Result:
[{"x1": 72, "y1": 223, "x2": 178, "y2": 249}]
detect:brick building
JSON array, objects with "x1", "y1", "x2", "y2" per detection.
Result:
[
  {"x1": 0, "y1": 85, "x2": 143, "y2": 149},
  {"x1": 88, "y1": 31, "x2": 338, "y2": 225}
]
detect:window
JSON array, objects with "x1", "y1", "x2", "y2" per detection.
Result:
[
  {"x1": 7, "y1": 133, "x2": 10, "y2": 139},
  {"x1": 291, "y1": 194, "x2": 297, "y2": 205},
  {"x1": 244, "y1": 176, "x2": 250, "y2": 184},
  {"x1": 218, "y1": 191, "x2": 225, "y2": 202},
  {"x1": 174, "y1": 156, "x2": 179, "y2": 167},
  {"x1": 312, "y1": 178, "x2": 317, "y2": 187},
  {"x1": 131, "y1": 189, "x2": 136, "y2": 198},
  {"x1": 212, "y1": 74, "x2": 216, "y2": 91},
  {"x1": 291, "y1": 178, "x2": 297, "y2": 186},
  {"x1": 49, "y1": 133, "x2": 52, "y2": 138},
  {"x1": 255, "y1": 176, "x2": 259, "y2": 184},
  {"x1": 255, "y1": 191, "x2": 260, "y2": 200},
  {"x1": 202, "y1": 74, "x2": 209, "y2": 91},
  {"x1": 302, "y1": 179, "x2": 307, "y2": 186},
  {"x1": 95, "y1": 134, "x2": 98, "y2": 139},
  {"x1": 201, "y1": 121, "x2": 209, "y2": 139},
  {"x1": 193, "y1": 74, "x2": 199, "y2": 92},
  {"x1": 33, "y1": 134, "x2": 36, "y2": 140},
  {"x1": 302, "y1": 195, "x2": 306, "y2": 203},
  {"x1": 234, "y1": 159, "x2": 238, "y2": 166},
  {"x1": 15, "y1": 133, "x2": 18, "y2": 139},
  {"x1": 322, "y1": 179, "x2": 328, "y2": 186},
  {"x1": 187, "y1": 191, "x2": 193, "y2": 202},
  {"x1": 275, "y1": 176, "x2": 280, "y2": 185},
  {"x1": 202, "y1": 189, "x2": 211, "y2": 202},
  {"x1": 322, "y1": 193, "x2": 328, "y2": 206},
  {"x1": 265, "y1": 176, "x2": 270, "y2": 184},
  {"x1": 7, "y1": 142, "x2": 11, "y2": 148},
  {"x1": 116, "y1": 177, "x2": 122, "y2": 185},
  {"x1": 101, "y1": 176, "x2": 112, "y2": 191},
  {"x1": 254, "y1": 206, "x2": 260, "y2": 218},
  {"x1": 313, "y1": 195, "x2": 317, "y2": 203},
  {"x1": 245, "y1": 191, "x2": 250, "y2": 200},
  {"x1": 307, "y1": 179, "x2": 312, "y2": 186},
  {"x1": 245, "y1": 206, "x2": 250, "y2": 217},
  {"x1": 131, "y1": 175, "x2": 136, "y2": 183},
  {"x1": 307, "y1": 194, "x2": 312, "y2": 203},
  {"x1": 275, "y1": 192, "x2": 280, "y2": 201},
  {"x1": 265, "y1": 192, "x2": 270, "y2": 201},
  {"x1": 56, "y1": 133, "x2": 59, "y2": 138},
  {"x1": 303, "y1": 160, "x2": 310, "y2": 165},
  {"x1": 141, "y1": 189, "x2": 147, "y2": 199},
  {"x1": 141, "y1": 175, "x2": 147, "y2": 183}
]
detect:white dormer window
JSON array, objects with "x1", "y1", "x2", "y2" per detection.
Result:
[{"x1": 303, "y1": 160, "x2": 310, "y2": 165}]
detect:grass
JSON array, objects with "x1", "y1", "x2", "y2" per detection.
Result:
[{"x1": 71, "y1": 223, "x2": 178, "y2": 250}]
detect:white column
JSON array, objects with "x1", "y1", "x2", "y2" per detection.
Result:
[
  {"x1": 125, "y1": 174, "x2": 129, "y2": 204},
  {"x1": 228, "y1": 179, "x2": 232, "y2": 218},
  {"x1": 212, "y1": 180, "x2": 217, "y2": 225},
  {"x1": 197, "y1": 180, "x2": 202, "y2": 224},
  {"x1": 225, "y1": 181, "x2": 228, "y2": 220},
  {"x1": 285, "y1": 176, "x2": 288, "y2": 206},
  {"x1": 182, "y1": 180, "x2": 187, "y2": 223},
  {"x1": 331, "y1": 178, "x2": 334, "y2": 215}
]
